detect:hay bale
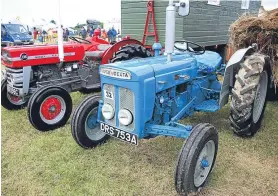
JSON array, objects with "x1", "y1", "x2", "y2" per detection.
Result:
[{"x1": 229, "y1": 9, "x2": 278, "y2": 85}]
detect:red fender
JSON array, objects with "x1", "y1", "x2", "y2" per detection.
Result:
[{"x1": 101, "y1": 39, "x2": 144, "y2": 64}]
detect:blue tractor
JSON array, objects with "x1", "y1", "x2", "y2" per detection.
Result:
[{"x1": 71, "y1": 0, "x2": 269, "y2": 195}]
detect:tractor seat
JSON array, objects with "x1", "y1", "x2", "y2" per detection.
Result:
[{"x1": 194, "y1": 51, "x2": 222, "y2": 73}]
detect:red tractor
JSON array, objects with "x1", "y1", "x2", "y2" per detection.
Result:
[{"x1": 1, "y1": 34, "x2": 151, "y2": 131}]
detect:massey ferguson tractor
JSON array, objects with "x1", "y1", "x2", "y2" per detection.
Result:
[
  {"x1": 1, "y1": 32, "x2": 151, "y2": 131},
  {"x1": 70, "y1": 1, "x2": 273, "y2": 195}
]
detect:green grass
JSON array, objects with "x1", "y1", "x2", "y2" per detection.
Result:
[{"x1": 2, "y1": 92, "x2": 278, "y2": 196}]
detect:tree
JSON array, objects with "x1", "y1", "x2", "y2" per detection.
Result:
[
  {"x1": 100, "y1": 22, "x2": 104, "y2": 28},
  {"x1": 50, "y1": 20, "x2": 56, "y2": 24},
  {"x1": 74, "y1": 23, "x2": 80, "y2": 29}
]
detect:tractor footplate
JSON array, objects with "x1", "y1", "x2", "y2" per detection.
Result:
[{"x1": 195, "y1": 99, "x2": 219, "y2": 112}]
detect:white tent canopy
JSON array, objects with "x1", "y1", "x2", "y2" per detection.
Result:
[{"x1": 41, "y1": 23, "x2": 57, "y2": 31}]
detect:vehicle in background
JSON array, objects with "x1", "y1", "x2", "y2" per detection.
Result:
[
  {"x1": 67, "y1": 27, "x2": 76, "y2": 36},
  {"x1": 86, "y1": 19, "x2": 101, "y2": 31},
  {"x1": 1, "y1": 23, "x2": 34, "y2": 47},
  {"x1": 75, "y1": 24, "x2": 87, "y2": 36}
]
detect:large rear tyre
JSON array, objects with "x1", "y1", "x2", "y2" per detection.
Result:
[
  {"x1": 175, "y1": 123, "x2": 218, "y2": 196},
  {"x1": 71, "y1": 95, "x2": 110, "y2": 149},
  {"x1": 1, "y1": 79, "x2": 27, "y2": 110},
  {"x1": 229, "y1": 53, "x2": 268, "y2": 137},
  {"x1": 267, "y1": 86, "x2": 278, "y2": 101},
  {"x1": 28, "y1": 86, "x2": 72, "y2": 131},
  {"x1": 110, "y1": 44, "x2": 152, "y2": 63}
]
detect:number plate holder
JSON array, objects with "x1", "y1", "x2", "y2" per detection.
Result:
[
  {"x1": 103, "y1": 90, "x2": 114, "y2": 100},
  {"x1": 100, "y1": 121, "x2": 138, "y2": 146}
]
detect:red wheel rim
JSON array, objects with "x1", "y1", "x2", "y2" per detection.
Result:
[
  {"x1": 40, "y1": 96, "x2": 62, "y2": 120},
  {"x1": 7, "y1": 93, "x2": 26, "y2": 105},
  {"x1": 9, "y1": 94, "x2": 21, "y2": 102}
]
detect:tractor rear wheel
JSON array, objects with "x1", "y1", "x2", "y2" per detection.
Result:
[
  {"x1": 110, "y1": 44, "x2": 152, "y2": 63},
  {"x1": 175, "y1": 123, "x2": 218, "y2": 195},
  {"x1": 71, "y1": 94, "x2": 110, "y2": 149},
  {"x1": 28, "y1": 86, "x2": 72, "y2": 131},
  {"x1": 1, "y1": 79, "x2": 27, "y2": 110},
  {"x1": 267, "y1": 86, "x2": 278, "y2": 101},
  {"x1": 229, "y1": 53, "x2": 268, "y2": 137}
]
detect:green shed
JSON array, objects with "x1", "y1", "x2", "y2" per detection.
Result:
[{"x1": 121, "y1": 0, "x2": 261, "y2": 49}]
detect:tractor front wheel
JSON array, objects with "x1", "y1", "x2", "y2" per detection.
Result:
[
  {"x1": 175, "y1": 123, "x2": 218, "y2": 196},
  {"x1": 1, "y1": 79, "x2": 27, "y2": 110},
  {"x1": 71, "y1": 94, "x2": 110, "y2": 149},
  {"x1": 229, "y1": 53, "x2": 268, "y2": 137},
  {"x1": 28, "y1": 86, "x2": 72, "y2": 131}
]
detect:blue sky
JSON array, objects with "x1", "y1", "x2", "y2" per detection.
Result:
[{"x1": 1, "y1": 0, "x2": 277, "y2": 27}]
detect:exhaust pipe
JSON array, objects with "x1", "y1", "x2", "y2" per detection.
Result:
[{"x1": 165, "y1": 0, "x2": 176, "y2": 62}]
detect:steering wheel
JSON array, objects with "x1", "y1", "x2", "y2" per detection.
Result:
[
  {"x1": 69, "y1": 36, "x2": 92, "y2": 44},
  {"x1": 174, "y1": 40, "x2": 205, "y2": 55}
]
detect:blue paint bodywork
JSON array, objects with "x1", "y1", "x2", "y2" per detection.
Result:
[{"x1": 97, "y1": 51, "x2": 224, "y2": 140}]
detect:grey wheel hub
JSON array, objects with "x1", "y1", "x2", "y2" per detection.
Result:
[
  {"x1": 85, "y1": 107, "x2": 106, "y2": 141},
  {"x1": 194, "y1": 140, "x2": 216, "y2": 187}
]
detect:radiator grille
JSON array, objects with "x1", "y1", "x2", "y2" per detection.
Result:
[
  {"x1": 103, "y1": 84, "x2": 116, "y2": 126},
  {"x1": 6, "y1": 67, "x2": 23, "y2": 88},
  {"x1": 119, "y1": 87, "x2": 135, "y2": 131}
]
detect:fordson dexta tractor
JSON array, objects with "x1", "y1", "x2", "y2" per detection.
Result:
[
  {"x1": 1, "y1": 33, "x2": 150, "y2": 131},
  {"x1": 71, "y1": 1, "x2": 269, "y2": 195}
]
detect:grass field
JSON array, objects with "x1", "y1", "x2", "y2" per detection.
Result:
[{"x1": 2, "y1": 92, "x2": 278, "y2": 196}]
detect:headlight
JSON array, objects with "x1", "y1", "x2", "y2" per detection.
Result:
[
  {"x1": 101, "y1": 104, "x2": 114, "y2": 120},
  {"x1": 118, "y1": 109, "x2": 133, "y2": 126}
]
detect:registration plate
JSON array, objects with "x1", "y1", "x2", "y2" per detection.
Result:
[
  {"x1": 100, "y1": 122, "x2": 138, "y2": 145},
  {"x1": 7, "y1": 84, "x2": 20, "y2": 96}
]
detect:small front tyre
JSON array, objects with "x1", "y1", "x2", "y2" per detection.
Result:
[
  {"x1": 28, "y1": 86, "x2": 72, "y2": 131},
  {"x1": 175, "y1": 123, "x2": 218, "y2": 196},
  {"x1": 71, "y1": 95, "x2": 110, "y2": 149},
  {"x1": 1, "y1": 79, "x2": 27, "y2": 110}
]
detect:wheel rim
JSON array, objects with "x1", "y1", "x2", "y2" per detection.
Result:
[
  {"x1": 253, "y1": 71, "x2": 268, "y2": 123},
  {"x1": 39, "y1": 95, "x2": 66, "y2": 125},
  {"x1": 85, "y1": 107, "x2": 106, "y2": 141},
  {"x1": 7, "y1": 93, "x2": 26, "y2": 105},
  {"x1": 194, "y1": 140, "x2": 216, "y2": 187}
]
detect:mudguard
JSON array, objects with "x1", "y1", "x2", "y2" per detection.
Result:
[{"x1": 219, "y1": 46, "x2": 254, "y2": 107}]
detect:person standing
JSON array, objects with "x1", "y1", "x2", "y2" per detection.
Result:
[
  {"x1": 42, "y1": 30, "x2": 47, "y2": 43},
  {"x1": 33, "y1": 27, "x2": 38, "y2": 40},
  {"x1": 81, "y1": 27, "x2": 87, "y2": 39},
  {"x1": 101, "y1": 29, "x2": 107, "y2": 40},
  {"x1": 65, "y1": 28, "x2": 69, "y2": 41},
  {"x1": 89, "y1": 27, "x2": 94, "y2": 37},
  {"x1": 111, "y1": 27, "x2": 117, "y2": 42},
  {"x1": 107, "y1": 28, "x2": 113, "y2": 43}
]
